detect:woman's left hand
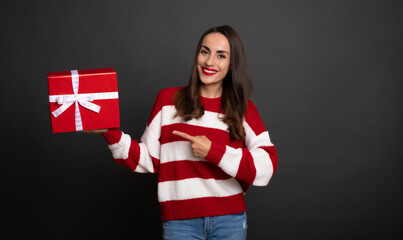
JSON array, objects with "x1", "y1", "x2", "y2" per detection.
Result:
[{"x1": 172, "y1": 131, "x2": 212, "y2": 158}]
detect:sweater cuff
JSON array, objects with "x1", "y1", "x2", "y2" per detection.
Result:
[
  {"x1": 205, "y1": 141, "x2": 226, "y2": 165},
  {"x1": 101, "y1": 128, "x2": 123, "y2": 145}
]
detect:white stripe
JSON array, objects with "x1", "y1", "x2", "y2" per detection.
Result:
[
  {"x1": 161, "y1": 105, "x2": 228, "y2": 132},
  {"x1": 108, "y1": 133, "x2": 151, "y2": 173},
  {"x1": 138, "y1": 142, "x2": 158, "y2": 173},
  {"x1": 145, "y1": 111, "x2": 162, "y2": 139},
  {"x1": 140, "y1": 128, "x2": 161, "y2": 161},
  {"x1": 243, "y1": 124, "x2": 274, "y2": 186},
  {"x1": 251, "y1": 148, "x2": 273, "y2": 186},
  {"x1": 108, "y1": 133, "x2": 131, "y2": 160},
  {"x1": 158, "y1": 178, "x2": 243, "y2": 202},
  {"x1": 244, "y1": 122, "x2": 273, "y2": 149},
  {"x1": 218, "y1": 146, "x2": 243, "y2": 177},
  {"x1": 132, "y1": 164, "x2": 148, "y2": 173},
  {"x1": 250, "y1": 131, "x2": 273, "y2": 149},
  {"x1": 131, "y1": 123, "x2": 162, "y2": 173},
  {"x1": 160, "y1": 141, "x2": 205, "y2": 164}
]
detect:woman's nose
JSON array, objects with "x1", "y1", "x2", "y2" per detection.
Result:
[{"x1": 205, "y1": 55, "x2": 214, "y2": 66}]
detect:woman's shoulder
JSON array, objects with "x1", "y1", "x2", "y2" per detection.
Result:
[
  {"x1": 246, "y1": 98, "x2": 257, "y2": 111},
  {"x1": 245, "y1": 98, "x2": 267, "y2": 133},
  {"x1": 155, "y1": 86, "x2": 185, "y2": 106},
  {"x1": 245, "y1": 98, "x2": 261, "y2": 119},
  {"x1": 157, "y1": 86, "x2": 184, "y2": 97}
]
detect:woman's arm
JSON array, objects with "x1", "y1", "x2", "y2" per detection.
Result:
[
  {"x1": 89, "y1": 90, "x2": 165, "y2": 173},
  {"x1": 83, "y1": 129, "x2": 156, "y2": 172},
  {"x1": 173, "y1": 100, "x2": 278, "y2": 186},
  {"x1": 100, "y1": 128, "x2": 160, "y2": 173},
  {"x1": 205, "y1": 131, "x2": 277, "y2": 186}
]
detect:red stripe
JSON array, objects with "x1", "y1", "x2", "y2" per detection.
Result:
[
  {"x1": 236, "y1": 149, "x2": 257, "y2": 184},
  {"x1": 237, "y1": 179, "x2": 250, "y2": 192},
  {"x1": 158, "y1": 87, "x2": 183, "y2": 107},
  {"x1": 147, "y1": 101, "x2": 161, "y2": 127},
  {"x1": 199, "y1": 96, "x2": 222, "y2": 113},
  {"x1": 130, "y1": 140, "x2": 160, "y2": 173},
  {"x1": 122, "y1": 140, "x2": 141, "y2": 171},
  {"x1": 245, "y1": 100, "x2": 267, "y2": 136},
  {"x1": 160, "y1": 193, "x2": 246, "y2": 221},
  {"x1": 161, "y1": 123, "x2": 243, "y2": 149},
  {"x1": 151, "y1": 155, "x2": 160, "y2": 173},
  {"x1": 158, "y1": 161, "x2": 231, "y2": 182},
  {"x1": 113, "y1": 141, "x2": 160, "y2": 173},
  {"x1": 205, "y1": 141, "x2": 226, "y2": 165},
  {"x1": 147, "y1": 87, "x2": 182, "y2": 126},
  {"x1": 102, "y1": 128, "x2": 122, "y2": 145},
  {"x1": 114, "y1": 158, "x2": 138, "y2": 171},
  {"x1": 260, "y1": 146, "x2": 278, "y2": 174}
]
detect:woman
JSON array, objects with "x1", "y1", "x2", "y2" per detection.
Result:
[{"x1": 89, "y1": 25, "x2": 278, "y2": 240}]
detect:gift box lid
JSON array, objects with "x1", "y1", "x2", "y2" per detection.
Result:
[{"x1": 48, "y1": 68, "x2": 118, "y2": 95}]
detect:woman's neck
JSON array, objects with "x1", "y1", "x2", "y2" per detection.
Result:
[{"x1": 199, "y1": 83, "x2": 222, "y2": 98}]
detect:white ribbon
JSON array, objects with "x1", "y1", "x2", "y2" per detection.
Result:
[{"x1": 49, "y1": 70, "x2": 119, "y2": 131}]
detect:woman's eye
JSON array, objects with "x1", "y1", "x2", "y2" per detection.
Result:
[
  {"x1": 218, "y1": 54, "x2": 226, "y2": 59},
  {"x1": 200, "y1": 50, "x2": 208, "y2": 54}
]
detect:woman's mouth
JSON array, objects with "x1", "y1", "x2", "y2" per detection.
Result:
[{"x1": 201, "y1": 67, "x2": 218, "y2": 76}]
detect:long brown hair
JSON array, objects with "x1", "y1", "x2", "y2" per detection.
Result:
[{"x1": 174, "y1": 25, "x2": 253, "y2": 141}]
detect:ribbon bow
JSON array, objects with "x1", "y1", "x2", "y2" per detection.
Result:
[{"x1": 52, "y1": 94, "x2": 101, "y2": 118}]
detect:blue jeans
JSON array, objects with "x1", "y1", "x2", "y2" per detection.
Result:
[{"x1": 162, "y1": 212, "x2": 247, "y2": 240}]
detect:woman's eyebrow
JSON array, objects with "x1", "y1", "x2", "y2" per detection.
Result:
[
  {"x1": 217, "y1": 50, "x2": 230, "y2": 55},
  {"x1": 201, "y1": 45, "x2": 229, "y2": 55}
]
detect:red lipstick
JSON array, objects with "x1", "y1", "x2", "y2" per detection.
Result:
[{"x1": 201, "y1": 67, "x2": 218, "y2": 76}]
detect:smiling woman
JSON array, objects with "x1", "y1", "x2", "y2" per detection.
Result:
[
  {"x1": 174, "y1": 25, "x2": 253, "y2": 141},
  {"x1": 87, "y1": 25, "x2": 278, "y2": 240}
]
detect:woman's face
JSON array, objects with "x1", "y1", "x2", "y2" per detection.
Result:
[{"x1": 197, "y1": 32, "x2": 231, "y2": 88}]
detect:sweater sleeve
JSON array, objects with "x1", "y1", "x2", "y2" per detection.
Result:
[
  {"x1": 101, "y1": 90, "x2": 165, "y2": 173},
  {"x1": 205, "y1": 100, "x2": 278, "y2": 186}
]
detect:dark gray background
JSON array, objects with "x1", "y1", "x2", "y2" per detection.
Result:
[{"x1": 2, "y1": 0, "x2": 402, "y2": 239}]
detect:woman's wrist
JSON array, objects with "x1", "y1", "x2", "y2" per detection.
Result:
[{"x1": 82, "y1": 129, "x2": 109, "y2": 134}]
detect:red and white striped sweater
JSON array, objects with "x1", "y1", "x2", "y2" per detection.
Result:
[{"x1": 102, "y1": 87, "x2": 278, "y2": 221}]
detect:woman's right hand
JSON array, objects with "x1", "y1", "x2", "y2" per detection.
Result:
[{"x1": 82, "y1": 129, "x2": 109, "y2": 134}]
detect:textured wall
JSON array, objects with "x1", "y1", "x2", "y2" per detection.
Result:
[{"x1": 2, "y1": 0, "x2": 402, "y2": 239}]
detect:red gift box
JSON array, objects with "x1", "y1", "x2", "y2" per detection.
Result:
[{"x1": 48, "y1": 68, "x2": 120, "y2": 133}]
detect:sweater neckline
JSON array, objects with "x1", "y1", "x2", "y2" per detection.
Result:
[{"x1": 199, "y1": 95, "x2": 221, "y2": 107}]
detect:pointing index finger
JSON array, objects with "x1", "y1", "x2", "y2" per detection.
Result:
[{"x1": 172, "y1": 131, "x2": 195, "y2": 142}]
